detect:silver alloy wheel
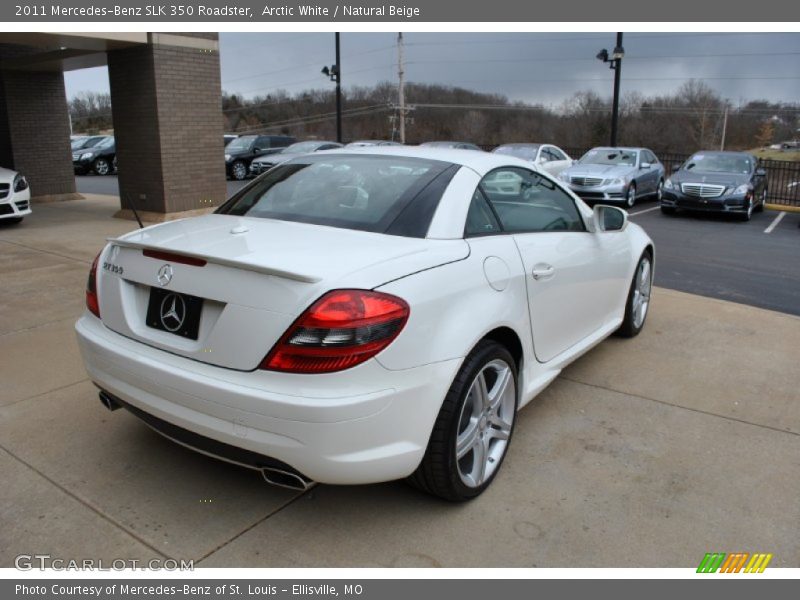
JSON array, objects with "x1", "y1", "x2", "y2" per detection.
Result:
[
  {"x1": 626, "y1": 184, "x2": 636, "y2": 207},
  {"x1": 762, "y1": 189, "x2": 767, "y2": 207},
  {"x1": 632, "y1": 256, "x2": 652, "y2": 329},
  {"x1": 746, "y1": 198, "x2": 754, "y2": 219},
  {"x1": 656, "y1": 180, "x2": 664, "y2": 202},
  {"x1": 455, "y1": 359, "x2": 516, "y2": 488},
  {"x1": 94, "y1": 159, "x2": 110, "y2": 176},
  {"x1": 232, "y1": 161, "x2": 247, "y2": 180}
]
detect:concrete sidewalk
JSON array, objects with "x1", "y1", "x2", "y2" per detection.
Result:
[{"x1": 1, "y1": 196, "x2": 798, "y2": 568}]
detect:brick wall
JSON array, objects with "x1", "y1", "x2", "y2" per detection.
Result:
[
  {"x1": 108, "y1": 34, "x2": 226, "y2": 214},
  {"x1": 0, "y1": 44, "x2": 76, "y2": 199}
]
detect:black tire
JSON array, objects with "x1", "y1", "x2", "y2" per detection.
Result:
[
  {"x1": 230, "y1": 160, "x2": 248, "y2": 181},
  {"x1": 625, "y1": 182, "x2": 637, "y2": 208},
  {"x1": 655, "y1": 179, "x2": 664, "y2": 202},
  {"x1": 755, "y1": 188, "x2": 766, "y2": 212},
  {"x1": 616, "y1": 250, "x2": 653, "y2": 338},
  {"x1": 93, "y1": 157, "x2": 111, "y2": 176},
  {"x1": 660, "y1": 206, "x2": 676, "y2": 215},
  {"x1": 739, "y1": 197, "x2": 754, "y2": 221},
  {"x1": 407, "y1": 340, "x2": 518, "y2": 502}
]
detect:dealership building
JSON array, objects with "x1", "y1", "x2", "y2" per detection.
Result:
[{"x1": 0, "y1": 32, "x2": 226, "y2": 218}]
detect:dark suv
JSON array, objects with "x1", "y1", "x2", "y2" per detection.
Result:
[
  {"x1": 224, "y1": 134, "x2": 296, "y2": 180},
  {"x1": 73, "y1": 136, "x2": 116, "y2": 176}
]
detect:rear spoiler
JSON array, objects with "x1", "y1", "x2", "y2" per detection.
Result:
[{"x1": 107, "y1": 238, "x2": 322, "y2": 284}]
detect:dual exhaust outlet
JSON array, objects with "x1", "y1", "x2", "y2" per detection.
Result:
[{"x1": 98, "y1": 391, "x2": 314, "y2": 492}]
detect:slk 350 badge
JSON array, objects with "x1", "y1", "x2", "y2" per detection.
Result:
[{"x1": 103, "y1": 262, "x2": 124, "y2": 275}]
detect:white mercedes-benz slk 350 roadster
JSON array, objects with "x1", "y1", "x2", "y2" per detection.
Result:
[{"x1": 76, "y1": 146, "x2": 654, "y2": 501}]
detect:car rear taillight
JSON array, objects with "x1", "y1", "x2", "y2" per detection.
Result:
[
  {"x1": 86, "y1": 252, "x2": 101, "y2": 319},
  {"x1": 261, "y1": 289, "x2": 410, "y2": 374}
]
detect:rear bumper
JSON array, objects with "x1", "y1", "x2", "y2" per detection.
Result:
[{"x1": 75, "y1": 313, "x2": 460, "y2": 485}]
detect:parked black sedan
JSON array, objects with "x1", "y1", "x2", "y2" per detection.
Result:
[
  {"x1": 661, "y1": 151, "x2": 768, "y2": 221},
  {"x1": 225, "y1": 134, "x2": 296, "y2": 180},
  {"x1": 73, "y1": 136, "x2": 116, "y2": 176}
]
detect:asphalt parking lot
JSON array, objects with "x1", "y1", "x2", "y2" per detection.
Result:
[
  {"x1": 1, "y1": 194, "x2": 799, "y2": 568},
  {"x1": 627, "y1": 202, "x2": 800, "y2": 316}
]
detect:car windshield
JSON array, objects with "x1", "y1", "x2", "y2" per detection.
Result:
[
  {"x1": 94, "y1": 137, "x2": 114, "y2": 149},
  {"x1": 493, "y1": 145, "x2": 540, "y2": 160},
  {"x1": 682, "y1": 154, "x2": 753, "y2": 174},
  {"x1": 73, "y1": 137, "x2": 104, "y2": 150},
  {"x1": 579, "y1": 149, "x2": 638, "y2": 167},
  {"x1": 284, "y1": 141, "x2": 325, "y2": 153},
  {"x1": 226, "y1": 136, "x2": 255, "y2": 151},
  {"x1": 217, "y1": 155, "x2": 452, "y2": 235}
]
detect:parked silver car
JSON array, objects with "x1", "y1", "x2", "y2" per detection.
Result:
[{"x1": 559, "y1": 147, "x2": 665, "y2": 207}]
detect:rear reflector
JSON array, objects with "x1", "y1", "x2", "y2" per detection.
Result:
[
  {"x1": 143, "y1": 249, "x2": 207, "y2": 267},
  {"x1": 261, "y1": 289, "x2": 410, "y2": 374},
  {"x1": 86, "y1": 251, "x2": 101, "y2": 319}
]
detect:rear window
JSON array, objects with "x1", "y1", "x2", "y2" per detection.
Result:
[{"x1": 217, "y1": 154, "x2": 456, "y2": 237}]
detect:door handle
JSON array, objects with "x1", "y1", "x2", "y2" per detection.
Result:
[{"x1": 532, "y1": 264, "x2": 555, "y2": 280}]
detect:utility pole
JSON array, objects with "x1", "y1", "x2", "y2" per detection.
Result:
[
  {"x1": 596, "y1": 33, "x2": 624, "y2": 147},
  {"x1": 335, "y1": 32, "x2": 342, "y2": 144},
  {"x1": 720, "y1": 106, "x2": 728, "y2": 151},
  {"x1": 322, "y1": 34, "x2": 342, "y2": 143},
  {"x1": 397, "y1": 32, "x2": 406, "y2": 144},
  {"x1": 610, "y1": 32, "x2": 623, "y2": 147}
]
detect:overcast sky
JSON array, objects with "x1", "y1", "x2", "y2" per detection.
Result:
[{"x1": 64, "y1": 32, "x2": 800, "y2": 107}]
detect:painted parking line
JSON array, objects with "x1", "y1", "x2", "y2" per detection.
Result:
[
  {"x1": 764, "y1": 211, "x2": 786, "y2": 234},
  {"x1": 628, "y1": 206, "x2": 661, "y2": 216}
]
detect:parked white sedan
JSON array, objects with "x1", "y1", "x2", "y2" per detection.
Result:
[
  {"x1": 75, "y1": 147, "x2": 654, "y2": 501},
  {"x1": 493, "y1": 143, "x2": 574, "y2": 177},
  {"x1": 0, "y1": 167, "x2": 31, "y2": 224}
]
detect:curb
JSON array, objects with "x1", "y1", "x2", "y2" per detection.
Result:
[{"x1": 766, "y1": 203, "x2": 800, "y2": 213}]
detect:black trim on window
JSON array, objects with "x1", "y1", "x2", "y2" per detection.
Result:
[{"x1": 386, "y1": 164, "x2": 460, "y2": 238}]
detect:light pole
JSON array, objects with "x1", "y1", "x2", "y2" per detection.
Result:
[
  {"x1": 596, "y1": 32, "x2": 625, "y2": 147},
  {"x1": 321, "y1": 32, "x2": 342, "y2": 143}
]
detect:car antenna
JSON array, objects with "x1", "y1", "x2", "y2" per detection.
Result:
[{"x1": 124, "y1": 193, "x2": 144, "y2": 229}]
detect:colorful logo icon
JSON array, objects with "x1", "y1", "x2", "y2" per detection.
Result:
[{"x1": 697, "y1": 552, "x2": 773, "y2": 573}]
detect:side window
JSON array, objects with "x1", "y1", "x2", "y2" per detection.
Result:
[
  {"x1": 550, "y1": 147, "x2": 567, "y2": 161},
  {"x1": 539, "y1": 149, "x2": 554, "y2": 163},
  {"x1": 479, "y1": 168, "x2": 585, "y2": 234},
  {"x1": 464, "y1": 188, "x2": 502, "y2": 237}
]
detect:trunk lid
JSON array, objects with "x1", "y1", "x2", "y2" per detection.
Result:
[{"x1": 97, "y1": 214, "x2": 468, "y2": 370}]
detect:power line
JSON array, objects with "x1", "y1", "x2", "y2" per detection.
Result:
[
  {"x1": 221, "y1": 44, "x2": 394, "y2": 85},
  {"x1": 405, "y1": 51, "x2": 800, "y2": 67},
  {"x1": 231, "y1": 64, "x2": 394, "y2": 96},
  {"x1": 233, "y1": 105, "x2": 391, "y2": 134}
]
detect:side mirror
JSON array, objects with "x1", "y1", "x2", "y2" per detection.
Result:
[
  {"x1": 592, "y1": 204, "x2": 628, "y2": 233},
  {"x1": 756, "y1": 167, "x2": 767, "y2": 177},
  {"x1": 640, "y1": 162, "x2": 651, "y2": 169},
  {"x1": 253, "y1": 147, "x2": 262, "y2": 154},
  {"x1": 671, "y1": 164, "x2": 681, "y2": 172}
]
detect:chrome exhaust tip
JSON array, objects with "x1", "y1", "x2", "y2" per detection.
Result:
[
  {"x1": 261, "y1": 467, "x2": 314, "y2": 491},
  {"x1": 98, "y1": 391, "x2": 122, "y2": 411}
]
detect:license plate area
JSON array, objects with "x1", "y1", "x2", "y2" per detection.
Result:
[{"x1": 146, "y1": 287, "x2": 204, "y2": 340}]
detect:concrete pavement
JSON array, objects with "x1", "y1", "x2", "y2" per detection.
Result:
[{"x1": 1, "y1": 195, "x2": 798, "y2": 568}]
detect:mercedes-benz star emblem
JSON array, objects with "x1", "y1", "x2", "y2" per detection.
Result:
[
  {"x1": 157, "y1": 264, "x2": 173, "y2": 287},
  {"x1": 159, "y1": 293, "x2": 186, "y2": 332}
]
